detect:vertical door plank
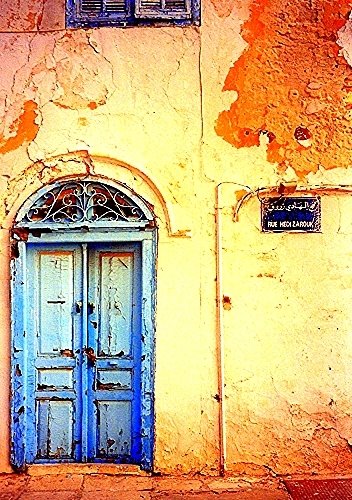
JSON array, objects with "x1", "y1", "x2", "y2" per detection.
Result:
[
  {"x1": 39, "y1": 252, "x2": 74, "y2": 354},
  {"x1": 88, "y1": 245, "x2": 141, "y2": 463},
  {"x1": 26, "y1": 245, "x2": 83, "y2": 463},
  {"x1": 11, "y1": 242, "x2": 27, "y2": 468},
  {"x1": 81, "y1": 243, "x2": 89, "y2": 461},
  {"x1": 99, "y1": 253, "x2": 133, "y2": 357},
  {"x1": 37, "y1": 400, "x2": 49, "y2": 458},
  {"x1": 140, "y1": 238, "x2": 156, "y2": 470}
]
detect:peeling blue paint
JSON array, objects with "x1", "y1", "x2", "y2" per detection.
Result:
[{"x1": 11, "y1": 179, "x2": 157, "y2": 472}]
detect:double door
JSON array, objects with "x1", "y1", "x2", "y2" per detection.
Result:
[{"x1": 25, "y1": 242, "x2": 142, "y2": 463}]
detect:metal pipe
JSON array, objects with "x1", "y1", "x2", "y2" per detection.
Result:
[
  {"x1": 215, "y1": 181, "x2": 252, "y2": 476},
  {"x1": 215, "y1": 182, "x2": 227, "y2": 476},
  {"x1": 214, "y1": 182, "x2": 350, "y2": 475}
]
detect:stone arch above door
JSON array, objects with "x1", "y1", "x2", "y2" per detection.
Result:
[{"x1": 4, "y1": 151, "x2": 191, "y2": 238}]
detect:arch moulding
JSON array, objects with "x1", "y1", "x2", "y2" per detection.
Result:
[{"x1": 4, "y1": 151, "x2": 191, "y2": 238}]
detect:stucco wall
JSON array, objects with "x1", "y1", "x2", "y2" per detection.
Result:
[
  {"x1": 219, "y1": 187, "x2": 352, "y2": 475},
  {"x1": 0, "y1": 0, "x2": 352, "y2": 476}
]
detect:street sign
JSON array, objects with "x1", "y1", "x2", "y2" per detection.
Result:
[{"x1": 261, "y1": 196, "x2": 321, "y2": 232}]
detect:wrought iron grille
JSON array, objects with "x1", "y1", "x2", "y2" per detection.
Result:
[{"x1": 20, "y1": 180, "x2": 149, "y2": 226}]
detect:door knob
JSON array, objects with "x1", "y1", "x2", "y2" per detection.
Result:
[{"x1": 84, "y1": 347, "x2": 96, "y2": 365}]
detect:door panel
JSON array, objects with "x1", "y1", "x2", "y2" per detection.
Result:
[
  {"x1": 96, "y1": 400, "x2": 132, "y2": 459},
  {"x1": 37, "y1": 400, "x2": 74, "y2": 459},
  {"x1": 98, "y1": 252, "x2": 134, "y2": 357},
  {"x1": 38, "y1": 252, "x2": 75, "y2": 355}
]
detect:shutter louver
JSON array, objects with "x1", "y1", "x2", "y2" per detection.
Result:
[
  {"x1": 135, "y1": 0, "x2": 191, "y2": 19},
  {"x1": 80, "y1": 0, "x2": 127, "y2": 15},
  {"x1": 81, "y1": 0, "x2": 102, "y2": 12},
  {"x1": 139, "y1": 0, "x2": 159, "y2": 5},
  {"x1": 165, "y1": 0, "x2": 186, "y2": 8},
  {"x1": 106, "y1": 0, "x2": 126, "y2": 12}
]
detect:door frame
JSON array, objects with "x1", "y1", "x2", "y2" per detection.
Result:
[{"x1": 11, "y1": 178, "x2": 157, "y2": 472}]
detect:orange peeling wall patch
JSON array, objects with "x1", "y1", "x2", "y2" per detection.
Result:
[
  {"x1": 0, "y1": 101, "x2": 39, "y2": 154},
  {"x1": 216, "y1": 0, "x2": 352, "y2": 176}
]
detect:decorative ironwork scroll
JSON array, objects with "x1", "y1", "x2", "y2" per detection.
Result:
[{"x1": 20, "y1": 180, "x2": 150, "y2": 226}]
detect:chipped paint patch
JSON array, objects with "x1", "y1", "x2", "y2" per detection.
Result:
[
  {"x1": 52, "y1": 32, "x2": 115, "y2": 110},
  {"x1": 0, "y1": 101, "x2": 39, "y2": 155},
  {"x1": 216, "y1": 0, "x2": 352, "y2": 177},
  {"x1": 337, "y1": 12, "x2": 352, "y2": 67}
]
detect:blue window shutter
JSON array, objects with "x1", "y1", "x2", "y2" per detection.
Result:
[
  {"x1": 135, "y1": 0, "x2": 191, "y2": 19},
  {"x1": 66, "y1": 0, "x2": 199, "y2": 26},
  {"x1": 68, "y1": 0, "x2": 131, "y2": 24}
]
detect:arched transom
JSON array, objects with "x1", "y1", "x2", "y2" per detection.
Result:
[{"x1": 15, "y1": 178, "x2": 154, "y2": 229}]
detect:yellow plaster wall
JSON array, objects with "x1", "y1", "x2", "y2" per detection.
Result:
[
  {"x1": 0, "y1": 0, "x2": 352, "y2": 476},
  {"x1": 219, "y1": 188, "x2": 352, "y2": 475}
]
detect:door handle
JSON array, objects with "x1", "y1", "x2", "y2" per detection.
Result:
[
  {"x1": 75, "y1": 302, "x2": 95, "y2": 314},
  {"x1": 75, "y1": 301, "x2": 82, "y2": 313},
  {"x1": 84, "y1": 347, "x2": 97, "y2": 365}
]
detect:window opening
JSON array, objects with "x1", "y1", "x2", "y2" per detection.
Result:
[{"x1": 66, "y1": 0, "x2": 200, "y2": 27}]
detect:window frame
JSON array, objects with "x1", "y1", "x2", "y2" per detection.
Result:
[{"x1": 66, "y1": 0, "x2": 200, "y2": 27}]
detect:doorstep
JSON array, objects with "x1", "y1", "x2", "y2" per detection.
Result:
[{"x1": 27, "y1": 463, "x2": 149, "y2": 476}]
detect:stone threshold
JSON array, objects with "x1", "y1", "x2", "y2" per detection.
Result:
[{"x1": 27, "y1": 464, "x2": 149, "y2": 476}]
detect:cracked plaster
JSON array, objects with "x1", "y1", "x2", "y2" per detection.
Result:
[
  {"x1": 1, "y1": 0, "x2": 352, "y2": 479},
  {"x1": 0, "y1": 27, "x2": 201, "y2": 202},
  {"x1": 0, "y1": 0, "x2": 65, "y2": 32},
  {"x1": 220, "y1": 189, "x2": 352, "y2": 475}
]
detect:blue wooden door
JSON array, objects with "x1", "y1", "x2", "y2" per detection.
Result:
[
  {"x1": 86, "y1": 244, "x2": 142, "y2": 462},
  {"x1": 23, "y1": 242, "x2": 142, "y2": 464}
]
